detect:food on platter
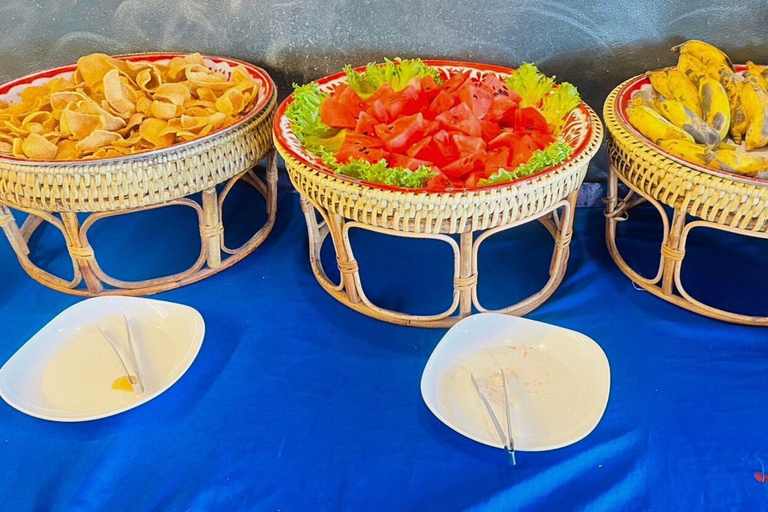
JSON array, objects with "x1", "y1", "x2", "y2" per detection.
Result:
[
  {"x1": 0, "y1": 53, "x2": 263, "y2": 161},
  {"x1": 626, "y1": 40, "x2": 768, "y2": 176},
  {"x1": 285, "y1": 58, "x2": 583, "y2": 191}
]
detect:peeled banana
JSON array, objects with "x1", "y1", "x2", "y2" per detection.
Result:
[
  {"x1": 698, "y1": 77, "x2": 731, "y2": 140},
  {"x1": 672, "y1": 40, "x2": 734, "y2": 74},
  {"x1": 627, "y1": 104, "x2": 695, "y2": 144},
  {"x1": 719, "y1": 70, "x2": 748, "y2": 144},
  {"x1": 666, "y1": 69, "x2": 703, "y2": 117},
  {"x1": 710, "y1": 149, "x2": 768, "y2": 176},
  {"x1": 658, "y1": 139, "x2": 712, "y2": 167},
  {"x1": 652, "y1": 93, "x2": 720, "y2": 146},
  {"x1": 741, "y1": 77, "x2": 768, "y2": 151}
]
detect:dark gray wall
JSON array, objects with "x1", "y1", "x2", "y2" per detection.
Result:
[{"x1": 1, "y1": 0, "x2": 767, "y2": 181}]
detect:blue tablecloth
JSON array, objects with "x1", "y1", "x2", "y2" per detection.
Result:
[{"x1": 1, "y1": 188, "x2": 768, "y2": 511}]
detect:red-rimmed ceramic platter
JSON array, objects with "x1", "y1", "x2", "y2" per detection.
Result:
[
  {"x1": 614, "y1": 64, "x2": 768, "y2": 186},
  {"x1": 0, "y1": 53, "x2": 275, "y2": 165},
  {"x1": 274, "y1": 60, "x2": 596, "y2": 193}
]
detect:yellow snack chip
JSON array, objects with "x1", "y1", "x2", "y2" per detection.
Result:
[{"x1": 22, "y1": 133, "x2": 58, "y2": 159}]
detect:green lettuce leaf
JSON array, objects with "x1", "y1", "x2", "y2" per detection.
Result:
[
  {"x1": 285, "y1": 83, "x2": 347, "y2": 152},
  {"x1": 540, "y1": 82, "x2": 581, "y2": 133},
  {"x1": 477, "y1": 141, "x2": 573, "y2": 187},
  {"x1": 505, "y1": 63, "x2": 555, "y2": 108},
  {"x1": 344, "y1": 58, "x2": 442, "y2": 99},
  {"x1": 326, "y1": 155, "x2": 436, "y2": 188}
]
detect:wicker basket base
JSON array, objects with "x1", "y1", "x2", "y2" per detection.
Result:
[
  {"x1": 299, "y1": 189, "x2": 578, "y2": 328},
  {"x1": 605, "y1": 163, "x2": 768, "y2": 326},
  {"x1": 0, "y1": 151, "x2": 277, "y2": 297}
]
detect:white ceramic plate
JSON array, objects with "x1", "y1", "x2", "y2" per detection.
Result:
[
  {"x1": 0, "y1": 296, "x2": 204, "y2": 422},
  {"x1": 421, "y1": 313, "x2": 610, "y2": 451}
]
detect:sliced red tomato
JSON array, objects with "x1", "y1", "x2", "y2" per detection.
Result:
[
  {"x1": 373, "y1": 113, "x2": 425, "y2": 153},
  {"x1": 354, "y1": 111, "x2": 379, "y2": 137},
  {"x1": 442, "y1": 151, "x2": 485, "y2": 179},
  {"x1": 427, "y1": 90, "x2": 456, "y2": 119},
  {"x1": 484, "y1": 95, "x2": 518, "y2": 124},
  {"x1": 335, "y1": 133, "x2": 388, "y2": 164},
  {"x1": 458, "y1": 86, "x2": 493, "y2": 119},
  {"x1": 366, "y1": 99, "x2": 391, "y2": 123},
  {"x1": 336, "y1": 86, "x2": 365, "y2": 118},
  {"x1": 320, "y1": 97, "x2": 357, "y2": 129},
  {"x1": 390, "y1": 153, "x2": 433, "y2": 171},
  {"x1": 515, "y1": 107, "x2": 549, "y2": 133},
  {"x1": 435, "y1": 103, "x2": 482, "y2": 137},
  {"x1": 451, "y1": 133, "x2": 486, "y2": 156},
  {"x1": 479, "y1": 119, "x2": 501, "y2": 142},
  {"x1": 440, "y1": 72, "x2": 470, "y2": 95},
  {"x1": 406, "y1": 135, "x2": 433, "y2": 157}
]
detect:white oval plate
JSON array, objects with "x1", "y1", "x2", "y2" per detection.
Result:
[
  {"x1": 421, "y1": 313, "x2": 610, "y2": 451},
  {"x1": 0, "y1": 296, "x2": 204, "y2": 422}
]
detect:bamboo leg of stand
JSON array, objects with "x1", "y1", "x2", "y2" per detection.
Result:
[
  {"x1": 0, "y1": 204, "x2": 29, "y2": 258},
  {"x1": 60, "y1": 212, "x2": 103, "y2": 294},
  {"x1": 458, "y1": 231, "x2": 475, "y2": 319},
  {"x1": 328, "y1": 213, "x2": 361, "y2": 304},
  {"x1": 661, "y1": 208, "x2": 686, "y2": 296},
  {"x1": 202, "y1": 187, "x2": 223, "y2": 269}
]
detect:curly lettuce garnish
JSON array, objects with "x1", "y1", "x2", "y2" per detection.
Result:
[
  {"x1": 322, "y1": 152, "x2": 436, "y2": 188},
  {"x1": 344, "y1": 58, "x2": 442, "y2": 99},
  {"x1": 540, "y1": 83, "x2": 580, "y2": 133},
  {"x1": 478, "y1": 141, "x2": 573, "y2": 187},
  {"x1": 285, "y1": 83, "x2": 347, "y2": 152},
  {"x1": 506, "y1": 63, "x2": 555, "y2": 108}
]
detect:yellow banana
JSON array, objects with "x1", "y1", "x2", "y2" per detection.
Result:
[
  {"x1": 647, "y1": 70, "x2": 674, "y2": 99},
  {"x1": 627, "y1": 104, "x2": 695, "y2": 144},
  {"x1": 677, "y1": 53, "x2": 709, "y2": 84},
  {"x1": 652, "y1": 93, "x2": 720, "y2": 146},
  {"x1": 710, "y1": 149, "x2": 768, "y2": 176},
  {"x1": 666, "y1": 69, "x2": 703, "y2": 117},
  {"x1": 746, "y1": 62, "x2": 768, "y2": 91},
  {"x1": 741, "y1": 77, "x2": 768, "y2": 150},
  {"x1": 672, "y1": 40, "x2": 734, "y2": 73},
  {"x1": 698, "y1": 77, "x2": 731, "y2": 140},
  {"x1": 719, "y1": 70, "x2": 748, "y2": 144},
  {"x1": 658, "y1": 139, "x2": 711, "y2": 167}
]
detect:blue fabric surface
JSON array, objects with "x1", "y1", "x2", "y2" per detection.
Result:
[{"x1": 1, "y1": 188, "x2": 768, "y2": 511}]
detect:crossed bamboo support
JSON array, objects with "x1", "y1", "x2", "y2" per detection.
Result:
[
  {"x1": 299, "y1": 189, "x2": 579, "y2": 328},
  {"x1": 0, "y1": 151, "x2": 278, "y2": 296},
  {"x1": 605, "y1": 163, "x2": 768, "y2": 326}
]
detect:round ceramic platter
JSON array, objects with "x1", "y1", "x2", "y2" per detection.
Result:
[
  {"x1": 421, "y1": 313, "x2": 610, "y2": 451},
  {"x1": 0, "y1": 52, "x2": 275, "y2": 165},
  {"x1": 0, "y1": 296, "x2": 204, "y2": 422},
  {"x1": 274, "y1": 60, "x2": 595, "y2": 193},
  {"x1": 615, "y1": 64, "x2": 768, "y2": 186}
]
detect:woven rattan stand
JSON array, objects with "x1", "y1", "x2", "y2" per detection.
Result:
[
  {"x1": 0, "y1": 92, "x2": 277, "y2": 297},
  {"x1": 277, "y1": 106, "x2": 603, "y2": 328},
  {"x1": 605, "y1": 80, "x2": 768, "y2": 326}
]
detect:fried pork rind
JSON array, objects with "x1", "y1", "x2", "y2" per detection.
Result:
[{"x1": 0, "y1": 52, "x2": 263, "y2": 161}]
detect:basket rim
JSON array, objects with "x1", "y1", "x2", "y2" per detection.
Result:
[
  {"x1": 611, "y1": 64, "x2": 768, "y2": 188},
  {"x1": 0, "y1": 52, "x2": 276, "y2": 167},
  {"x1": 273, "y1": 59, "x2": 598, "y2": 194}
]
